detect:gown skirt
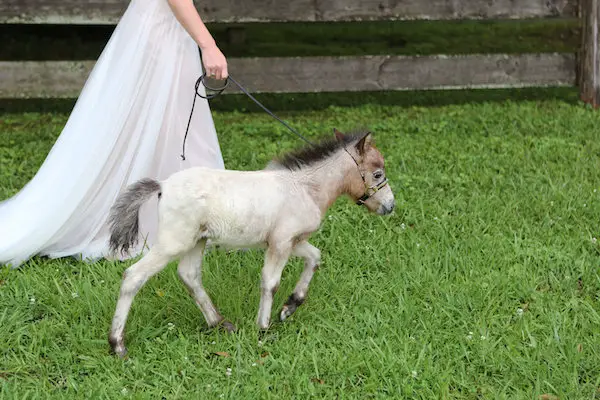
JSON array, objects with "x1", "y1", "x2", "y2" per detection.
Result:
[{"x1": 0, "y1": 0, "x2": 224, "y2": 267}]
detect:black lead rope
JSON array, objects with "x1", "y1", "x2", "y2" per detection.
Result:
[{"x1": 181, "y1": 73, "x2": 315, "y2": 161}]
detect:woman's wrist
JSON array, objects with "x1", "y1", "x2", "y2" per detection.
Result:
[
  {"x1": 167, "y1": 0, "x2": 216, "y2": 51},
  {"x1": 198, "y1": 38, "x2": 217, "y2": 51}
]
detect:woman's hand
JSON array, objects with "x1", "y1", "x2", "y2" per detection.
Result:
[{"x1": 201, "y1": 44, "x2": 228, "y2": 80}]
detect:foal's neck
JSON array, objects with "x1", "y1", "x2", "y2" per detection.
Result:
[{"x1": 297, "y1": 151, "x2": 359, "y2": 215}]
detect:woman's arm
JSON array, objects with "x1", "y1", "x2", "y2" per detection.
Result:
[{"x1": 167, "y1": 0, "x2": 228, "y2": 80}]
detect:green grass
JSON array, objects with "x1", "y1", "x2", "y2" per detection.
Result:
[
  {"x1": 1, "y1": 93, "x2": 600, "y2": 398},
  {"x1": 0, "y1": 18, "x2": 579, "y2": 61}
]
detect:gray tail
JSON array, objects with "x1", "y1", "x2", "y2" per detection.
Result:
[{"x1": 108, "y1": 178, "x2": 162, "y2": 256}]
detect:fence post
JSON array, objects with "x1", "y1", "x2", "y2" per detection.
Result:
[{"x1": 580, "y1": 0, "x2": 600, "y2": 107}]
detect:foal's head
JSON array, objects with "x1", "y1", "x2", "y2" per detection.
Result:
[
  {"x1": 269, "y1": 128, "x2": 395, "y2": 215},
  {"x1": 333, "y1": 129, "x2": 395, "y2": 215}
]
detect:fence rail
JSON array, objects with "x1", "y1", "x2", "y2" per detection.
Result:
[
  {"x1": 0, "y1": 0, "x2": 596, "y2": 106},
  {"x1": 0, "y1": 0, "x2": 580, "y2": 24},
  {"x1": 0, "y1": 54, "x2": 576, "y2": 98}
]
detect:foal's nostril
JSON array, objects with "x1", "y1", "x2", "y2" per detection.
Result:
[
  {"x1": 379, "y1": 202, "x2": 395, "y2": 215},
  {"x1": 383, "y1": 202, "x2": 395, "y2": 214}
]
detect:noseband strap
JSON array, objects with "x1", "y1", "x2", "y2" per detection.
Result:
[{"x1": 356, "y1": 177, "x2": 389, "y2": 205}]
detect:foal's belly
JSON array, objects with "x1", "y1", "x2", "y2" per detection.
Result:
[
  {"x1": 207, "y1": 227, "x2": 269, "y2": 250},
  {"x1": 204, "y1": 207, "x2": 275, "y2": 249},
  {"x1": 210, "y1": 237, "x2": 267, "y2": 250}
]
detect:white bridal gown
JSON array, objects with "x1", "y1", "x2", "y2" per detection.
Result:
[{"x1": 0, "y1": 0, "x2": 224, "y2": 267}]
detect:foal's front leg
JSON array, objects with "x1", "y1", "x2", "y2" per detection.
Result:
[
  {"x1": 280, "y1": 240, "x2": 321, "y2": 321},
  {"x1": 177, "y1": 240, "x2": 236, "y2": 332},
  {"x1": 257, "y1": 242, "x2": 293, "y2": 329}
]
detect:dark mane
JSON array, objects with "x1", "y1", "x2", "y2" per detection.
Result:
[{"x1": 275, "y1": 130, "x2": 369, "y2": 171}]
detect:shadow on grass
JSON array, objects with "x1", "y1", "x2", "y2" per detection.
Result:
[{"x1": 0, "y1": 87, "x2": 582, "y2": 115}]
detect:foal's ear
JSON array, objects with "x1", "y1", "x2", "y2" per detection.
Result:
[
  {"x1": 356, "y1": 133, "x2": 373, "y2": 156},
  {"x1": 333, "y1": 128, "x2": 345, "y2": 142}
]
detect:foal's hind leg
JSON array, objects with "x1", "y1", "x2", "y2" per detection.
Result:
[
  {"x1": 177, "y1": 240, "x2": 236, "y2": 332},
  {"x1": 109, "y1": 249, "x2": 171, "y2": 357},
  {"x1": 280, "y1": 241, "x2": 321, "y2": 321}
]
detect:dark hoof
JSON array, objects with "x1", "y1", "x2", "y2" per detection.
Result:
[
  {"x1": 218, "y1": 320, "x2": 237, "y2": 333},
  {"x1": 257, "y1": 327, "x2": 271, "y2": 340},
  {"x1": 279, "y1": 293, "x2": 305, "y2": 322},
  {"x1": 109, "y1": 336, "x2": 128, "y2": 358}
]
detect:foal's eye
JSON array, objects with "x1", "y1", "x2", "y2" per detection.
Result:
[{"x1": 373, "y1": 171, "x2": 384, "y2": 180}]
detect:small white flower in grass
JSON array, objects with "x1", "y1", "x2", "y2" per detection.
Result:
[
  {"x1": 592, "y1": 237, "x2": 598, "y2": 244},
  {"x1": 29, "y1": 297, "x2": 36, "y2": 304},
  {"x1": 368, "y1": 229, "x2": 374, "y2": 234},
  {"x1": 517, "y1": 308, "x2": 524, "y2": 317},
  {"x1": 71, "y1": 292, "x2": 79, "y2": 299},
  {"x1": 433, "y1": 217, "x2": 439, "y2": 221},
  {"x1": 258, "y1": 340, "x2": 263, "y2": 347},
  {"x1": 416, "y1": 243, "x2": 420, "y2": 248},
  {"x1": 225, "y1": 367, "x2": 232, "y2": 377},
  {"x1": 121, "y1": 388, "x2": 128, "y2": 395},
  {"x1": 480, "y1": 335, "x2": 487, "y2": 340},
  {"x1": 411, "y1": 370, "x2": 418, "y2": 378},
  {"x1": 211, "y1": 341, "x2": 216, "y2": 345},
  {"x1": 252, "y1": 362, "x2": 257, "y2": 367},
  {"x1": 584, "y1": 204, "x2": 587, "y2": 207},
  {"x1": 466, "y1": 332, "x2": 473, "y2": 340},
  {"x1": 167, "y1": 323, "x2": 175, "y2": 331},
  {"x1": 400, "y1": 223, "x2": 406, "y2": 230}
]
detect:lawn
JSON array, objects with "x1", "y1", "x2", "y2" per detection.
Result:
[{"x1": 1, "y1": 92, "x2": 600, "y2": 399}]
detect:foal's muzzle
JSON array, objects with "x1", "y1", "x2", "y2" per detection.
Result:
[{"x1": 378, "y1": 201, "x2": 395, "y2": 215}]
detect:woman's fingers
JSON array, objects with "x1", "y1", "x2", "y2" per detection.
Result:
[
  {"x1": 207, "y1": 65, "x2": 227, "y2": 80},
  {"x1": 221, "y1": 64, "x2": 229, "y2": 79}
]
